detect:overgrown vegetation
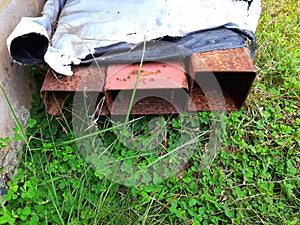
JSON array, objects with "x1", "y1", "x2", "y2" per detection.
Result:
[{"x1": 0, "y1": 0, "x2": 299, "y2": 224}]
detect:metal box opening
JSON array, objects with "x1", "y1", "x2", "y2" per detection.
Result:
[
  {"x1": 188, "y1": 71, "x2": 256, "y2": 111},
  {"x1": 188, "y1": 48, "x2": 256, "y2": 111},
  {"x1": 104, "y1": 62, "x2": 189, "y2": 115}
]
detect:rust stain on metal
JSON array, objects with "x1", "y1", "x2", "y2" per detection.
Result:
[
  {"x1": 40, "y1": 48, "x2": 256, "y2": 115},
  {"x1": 188, "y1": 48, "x2": 256, "y2": 111},
  {"x1": 110, "y1": 96, "x2": 180, "y2": 115},
  {"x1": 190, "y1": 48, "x2": 255, "y2": 73},
  {"x1": 41, "y1": 65, "x2": 107, "y2": 115},
  {"x1": 41, "y1": 65, "x2": 106, "y2": 92},
  {"x1": 188, "y1": 84, "x2": 239, "y2": 111},
  {"x1": 104, "y1": 61, "x2": 188, "y2": 114},
  {"x1": 42, "y1": 92, "x2": 68, "y2": 116}
]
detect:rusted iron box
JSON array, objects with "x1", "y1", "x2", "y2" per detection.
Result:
[{"x1": 41, "y1": 48, "x2": 256, "y2": 115}]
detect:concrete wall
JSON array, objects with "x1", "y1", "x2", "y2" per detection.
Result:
[
  {"x1": 0, "y1": 0, "x2": 45, "y2": 138},
  {"x1": 0, "y1": 1, "x2": 45, "y2": 180}
]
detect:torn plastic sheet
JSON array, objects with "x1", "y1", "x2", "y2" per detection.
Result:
[
  {"x1": 6, "y1": 0, "x2": 65, "y2": 64},
  {"x1": 7, "y1": 0, "x2": 261, "y2": 76},
  {"x1": 81, "y1": 28, "x2": 248, "y2": 64}
]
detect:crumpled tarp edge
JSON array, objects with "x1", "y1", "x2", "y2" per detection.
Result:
[
  {"x1": 6, "y1": 0, "x2": 65, "y2": 65},
  {"x1": 7, "y1": 0, "x2": 261, "y2": 76}
]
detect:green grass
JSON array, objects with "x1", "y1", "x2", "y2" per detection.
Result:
[{"x1": 0, "y1": 0, "x2": 299, "y2": 224}]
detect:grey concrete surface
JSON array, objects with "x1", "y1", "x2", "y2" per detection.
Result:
[{"x1": 0, "y1": 0, "x2": 45, "y2": 191}]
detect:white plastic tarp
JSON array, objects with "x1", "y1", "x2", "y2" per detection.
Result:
[{"x1": 7, "y1": 0, "x2": 261, "y2": 75}]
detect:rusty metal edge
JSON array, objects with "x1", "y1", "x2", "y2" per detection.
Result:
[
  {"x1": 104, "y1": 62, "x2": 189, "y2": 114},
  {"x1": 188, "y1": 48, "x2": 256, "y2": 111},
  {"x1": 41, "y1": 65, "x2": 108, "y2": 116},
  {"x1": 41, "y1": 48, "x2": 256, "y2": 115}
]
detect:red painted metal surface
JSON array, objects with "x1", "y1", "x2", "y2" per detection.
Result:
[
  {"x1": 105, "y1": 62, "x2": 188, "y2": 90},
  {"x1": 105, "y1": 62, "x2": 188, "y2": 115}
]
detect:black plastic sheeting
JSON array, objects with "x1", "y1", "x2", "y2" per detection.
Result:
[
  {"x1": 81, "y1": 27, "x2": 256, "y2": 64},
  {"x1": 10, "y1": 33, "x2": 49, "y2": 65}
]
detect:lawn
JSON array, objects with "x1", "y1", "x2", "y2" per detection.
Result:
[{"x1": 0, "y1": 0, "x2": 299, "y2": 224}]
